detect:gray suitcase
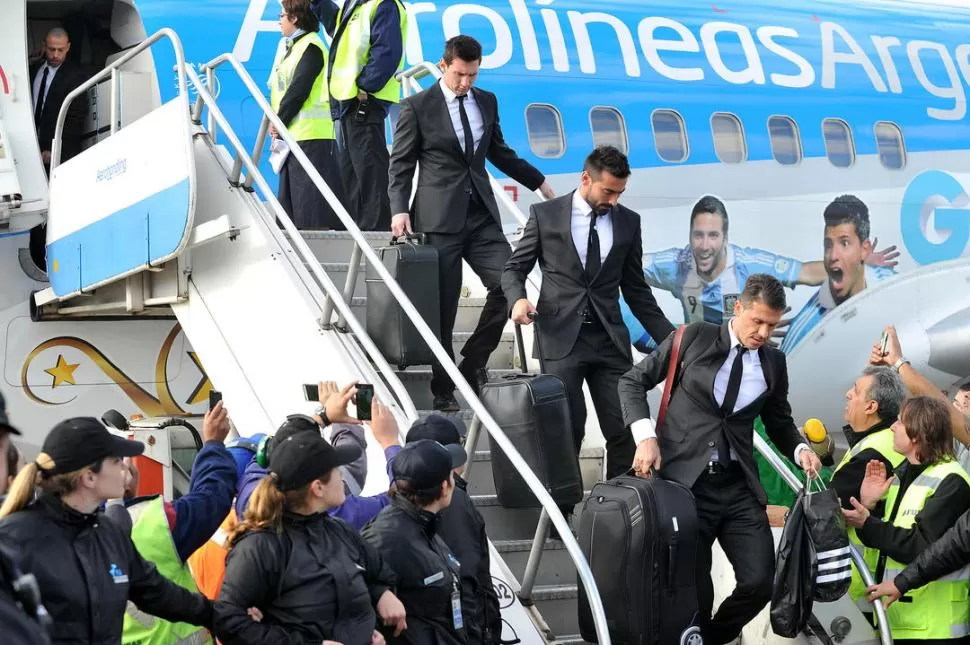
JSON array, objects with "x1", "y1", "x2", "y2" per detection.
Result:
[{"x1": 365, "y1": 235, "x2": 440, "y2": 370}]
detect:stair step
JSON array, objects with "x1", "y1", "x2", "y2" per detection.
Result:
[
  {"x1": 318, "y1": 262, "x2": 367, "y2": 296},
  {"x1": 466, "y1": 446, "x2": 604, "y2": 496},
  {"x1": 349, "y1": 296, "x2": 487, "y2": 333},
  {"x1": 471, "y1": 492, "x2": 586, "y2": 541},
  {"x1": 495, "y1": 539, "x2": 576, "y2": 587},
  {"x1": 301, "y1": 230, "x2": 392, "y2": 262},
  {"x1": 397, "y1": 368, "x2": 520, "y2": 410},
  {"x1": 453, "y1": 332, "x2": 514, "y2": 369},
  {"x1": 531, "y1": 584, "x2": 580, "y2": 640},
  {"x1": 550, "y1": 635, "x2": 588, "y2": 645}
]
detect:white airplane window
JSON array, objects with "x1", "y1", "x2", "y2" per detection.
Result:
[
  {"x1": 525, "y1": 104, "x2": 565, "y2": 159},
  {"x1": 590, "y1": 107, "x2": 628, "y2": 154},
  {"x1": 823, "y1": 119, "x2": 855, "y2": 168},
  {"x1": 711, "y1": 113, "x2": 746, "y2": 164},
  {"x1": 768, "y1": 116, "x2": 802, "y2": 166},
  {"x1": 651, "y1": 109, "x2": 688, "y2": 163},
  {"x1": 875, "y1": 122, "x2": 906, "y2": 170}
]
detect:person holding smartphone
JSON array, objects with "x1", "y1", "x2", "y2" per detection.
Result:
[{"x1": 235, "y1": 382, "x2": 403, "y2": 530}]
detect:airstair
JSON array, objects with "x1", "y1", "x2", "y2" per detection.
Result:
[{"x1": 32, "y1": 29, "x2": 892, "y2": 645}]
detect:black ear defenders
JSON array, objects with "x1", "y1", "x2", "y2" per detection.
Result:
[{"x1": 255, "y1": 414, "x2": 322, "y2": 468}]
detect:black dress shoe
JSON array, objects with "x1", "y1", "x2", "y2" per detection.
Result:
[
  {"x1": 432, "y1": 394, "x2": 460, "y2": 412},
  {"x1": 458, "y1": 362, "x2": 489, "y2": 397}
]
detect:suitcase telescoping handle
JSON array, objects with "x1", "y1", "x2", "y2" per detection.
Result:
[{"x1": 513, "y1": 312, "x2": 545, "y2": 374}]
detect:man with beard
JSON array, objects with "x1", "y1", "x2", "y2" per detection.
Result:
[
  {"x1": 781, "y1": 195, "x2": 896, "y2": 353},
  {"x1": 502, "y1": 145, "x2": 674, "y2": 503},
  {"x1": 621, "y1": 195, "x2": 897, "y2": 352}
]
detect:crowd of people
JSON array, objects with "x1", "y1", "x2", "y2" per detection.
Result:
[{"x1": 0, "y1": 384, "x2": 505, "y2": 645}]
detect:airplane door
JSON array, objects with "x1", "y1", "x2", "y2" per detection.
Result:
[{"x1": 0, "y1": 0, "x2": 48, "y2": 234}]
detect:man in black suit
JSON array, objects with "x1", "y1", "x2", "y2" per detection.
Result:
[
  {"x1": 502, "y1": 146, "x2": 675, "y2": 483},
  {"x1": 388, "y1": 35, "x2": 554, "y2": 411},
  {"x1": 29, "y1": 27, "x2": 88, "y2": 272},
  {"x1": 619, "y1": 274, "x2": 822, "y2": 645},
  {"x1": 31, "y1": 28, "x2": 88, "y2": 171}
]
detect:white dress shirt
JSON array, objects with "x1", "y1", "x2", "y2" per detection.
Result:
[
  {"x1": 570, "y1": 189, "x2": 613, "y2": 269},
  {"x1": 631, "y1": 319, "x2": 810, "y2": 463},
  {"x1": 439, "y1": 79, "x2": 484, "y2": 155},
  {"x1": 32, "y1": 62, "x2": 60, "y2": 112}
]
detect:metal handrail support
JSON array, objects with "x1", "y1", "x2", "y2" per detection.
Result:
[
  {"x1": 52, "y1": 28, "x2": 189, "y2": 169},
  {"x1": 196, "y1": 53, "x2": 612, "y2": 645},
  {"x1": 182, "y1": 65, "x2": 418, "y2": 426},
  {"x1": 334, "y1": 242, "x2": 363, "y2": 332},
  {"x1": 754, "y1": 434, "x2": 893, "y2": 645}
]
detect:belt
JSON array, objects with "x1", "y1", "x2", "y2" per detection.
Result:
[
  {"x1": 704, "y1": 460, "x2": 741, "y2": 476},
  {"x1": 580, "y1": 309, "x2": 600, "y2": 325}
]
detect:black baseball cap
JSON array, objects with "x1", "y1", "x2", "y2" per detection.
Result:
[
  {"x1": 392, "y1": 439, "x2": 467, "y2": 491},
  {"x1": 38, "y1": 418, "x2": 143, "y2": 476},
  {"x1": 0, "y1": 390, "x2": 20, "y2": 436},
  {"x1": 269, "y1": 432, "x2": 361, "y2": 491},
  {"x1": 407, "y1": 415, "x2": 465, "y2": 446}
]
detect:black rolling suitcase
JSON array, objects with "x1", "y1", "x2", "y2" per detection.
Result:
[
  {"x1": 479, "y1": 317, "x2": 583, "y2": 509},
  {"x1": 577, "y1": 325, "x2": 702, "y2": 645},
  {"x1": 577, "y1": 475, "x2": 701, "y2": 645},
  {"x1": 365, "y1": 234, "x2": 440, "y2": 370}
]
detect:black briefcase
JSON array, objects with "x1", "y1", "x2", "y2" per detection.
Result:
[
  {"x1": 479, "y1": 319, "x2": 583, "y2": 509},
  {"x1": 577, "y1": 474, "x2": 701, "y2": 645},
  {"x1": 365, "y1": 234, "x2": 440, "y2": 370}
]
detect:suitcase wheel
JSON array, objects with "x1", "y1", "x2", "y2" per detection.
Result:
[{"x1": 680, "y1": 626, "x2": 703, "y2": 645}]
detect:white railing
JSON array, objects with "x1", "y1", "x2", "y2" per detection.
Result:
[{"x1": 193, "y1": 52, "x2": 612, "y2": 645}]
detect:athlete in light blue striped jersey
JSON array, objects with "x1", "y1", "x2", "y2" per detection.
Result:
[{"x1": 780, "y1": 195, "x2": 896, "y2": 353}]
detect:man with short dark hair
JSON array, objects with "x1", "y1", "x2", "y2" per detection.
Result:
[
  {"x1": 781, "y1": 195, "x2": 895, "y2": 352},
  {"x1": 389, "y1": 34, "x2": 555, "y2": 412},
  {"x1": 503, "y1": 145, "x2": 674, "y2": 488},
  {"x1": 619, "y1": 273, "x2": 822, "y2": 645}
]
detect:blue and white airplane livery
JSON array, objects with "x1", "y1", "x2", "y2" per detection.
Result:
[{"x1": 2, "y1": 0, "x2": 970, "y2": 453}]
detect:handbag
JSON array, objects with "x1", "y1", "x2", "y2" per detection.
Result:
[{"x1": 770, "y1": 480, "x2": 818, "y2": 637}]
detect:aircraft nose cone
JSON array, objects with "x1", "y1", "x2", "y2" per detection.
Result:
[{"x1": 927, "y1": 306, "x2": 970, "y2": 378}]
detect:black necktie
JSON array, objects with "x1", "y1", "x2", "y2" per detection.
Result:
[
  {"x1": 718, "y1": 345, "x2": 748, "y2": 464},
  {"x1": 34, "y1": 66, "x2": 49, "y2": 127},
  {"x1": 585, "y1": 211, "x2": 601, "y2": 280},
  {"x1": 457, "y1": 94, "x2": 474, "y2": 163}
]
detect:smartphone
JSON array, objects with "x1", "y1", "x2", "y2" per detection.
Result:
[
  {"x1": 208, "y1": 390, "x2": 222, "y2": 410},
  {"x1": 303, "y1": 383, "x2": 320, "y2": 401},
  {"x1": 356, "y1": 384, "x2": 374, "y2": 421},
  {"x1": 880, "y1": 330, "x2": 890, "y2": 356}
]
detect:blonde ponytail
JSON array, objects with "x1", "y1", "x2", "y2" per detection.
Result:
[
  {"x1": 0, "y1": 462, "x2": 41, "y2": 518},
  {"x1": 229, "y1": 476, "x2": 287, "y2": 548}
]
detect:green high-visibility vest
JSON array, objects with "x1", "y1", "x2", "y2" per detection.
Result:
[
  {"x1": 270, "y1": 32, "x2": 335, "y2": 141},
  {"x1": 834, "y1": 428, "x2": 905, "y2": 612},
  {"x1": 122, "y1": 496, "x2": 212, "y2": 645},
  {"x1": 878, "y1": 460, "x2": 970, "y2": 640},
  {"x1": 329, "y1": 0, "x2": 407, "y2": 103}
]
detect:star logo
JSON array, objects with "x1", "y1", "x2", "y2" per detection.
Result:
[{"x1": 45, "y1": 355, "x2": 80, "y2": 388}]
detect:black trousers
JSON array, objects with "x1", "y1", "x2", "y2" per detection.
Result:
[
  {"x1": 693, "y1": 464, "x2": 774, "y2": 645},
  {"x1": 542, "y1": 320, "x2": 633, "y2": 479},
  {"x1": 278, "y1": 139, "x2": 344, "y2": 230},
  {"x1": 425, "y1": 201, "x2": 511, "y2": 398},
  {"x1": 335, "y1": 103, "x2": 390, "y2": 232}
]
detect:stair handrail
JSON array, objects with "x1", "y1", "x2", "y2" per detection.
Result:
[
  {"x1": 51, "y1": 28, "x2": 189, "y2": 169},
  {"x1": 754, "y1": 434, "x2": 893, "y2": 644},
  {"x1": 180, "y1": 65, "x2": 419, "y2": 429},
  {"x1": 194, "y1": 53, "x2": 612, "y2": 645}
]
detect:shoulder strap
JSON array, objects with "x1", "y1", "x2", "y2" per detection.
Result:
[{"x1": 656, "y1": 325, "x2": 687, "y2": 437}]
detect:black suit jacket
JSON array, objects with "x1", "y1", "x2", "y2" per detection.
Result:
[
  {"x1": 501, "y1": 192, "x2": 675, "y2": 361},
  {"x1": 387, "y1": 82, "x2": 545, "y2": 234},
  {"x1": 618, "y1": 321, "x2": 804, "y2": 505},
  {"x1": 30, "y1": 61, "x2": 88, "y2": 162}
]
